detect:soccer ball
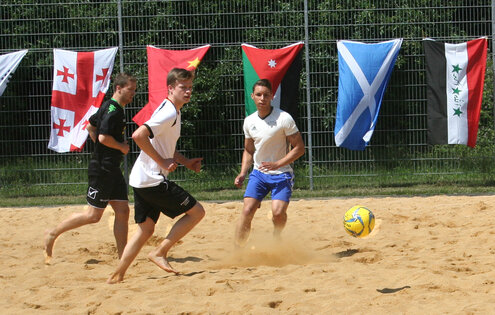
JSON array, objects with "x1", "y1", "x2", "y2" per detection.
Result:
[{"x1": 343, "y1": 205, "x2": 375, "y2": 238}]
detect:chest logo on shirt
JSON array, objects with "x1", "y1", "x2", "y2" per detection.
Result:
[
  {"x1": 108, "y1": 105, "x2": 117, "y2": 113},
  {"x1": 266, "y1": 120, "x2": 276, "y2": 127}
]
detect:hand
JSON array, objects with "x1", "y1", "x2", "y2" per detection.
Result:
[
  {"x1": 234, "y1": 174, "x2": 246, "y2": 188},
  {"x1": 186, "y1": 157, "x2": 203, "y2": 173},
  {"x1": 259, "y1": 161, "x2": 279, "y2": 172},
  {"x1": 163, "y1": 158, "x2": 178, "y2": 172},
  {"x1": 120, "y1": 140, "x2": 130, "y2": 155}
]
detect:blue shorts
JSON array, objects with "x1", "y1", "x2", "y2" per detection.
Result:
[{"x1": 244, "y1": 169, "x2": 294, "y2": 202}]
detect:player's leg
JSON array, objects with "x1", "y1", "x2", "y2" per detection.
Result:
[
  {"x1": 107, "y1": 217, "x2": 155, "y2": 284},
  {"x1": 149, "y1": 202, "x2": 205, "y2": 274},
  {"x1": 235, "y1": 170, "x2": 268, "y2": 246},
  {"x1": 109, "y1": 200, "x2": 129, "y2": 259},
  {"x1": 235, "y1": 197, "x2": 262, "y2": 246},
  {"x1": 271, "y1": 199, "x2": 289, "y2": 238},
  {"x1": 45, "y1": 169, "x2": 113, "y2": 260},
  {"x1": 108, "y1": 171, "x2": 130, "y2": 258},
  {"x1": 44, "y1": 205, "x2": 104, "y2": 259},
  {"x1": 270, "y1": 172, "x2": 294, "y2": 238}
]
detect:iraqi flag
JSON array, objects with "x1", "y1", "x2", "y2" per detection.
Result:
[
  {"x1": 132, "y1": 44, "x2": 211, "y2": 126},
  {"x1": 424, "y1": 37, "x2": 487, "y2": 148},
  {"x1": 0, "y1": 49, "x2": 28, "y2": 96},
  {"x1": 48, "y1": 47, "x2": 117, "y2": 153},
  {"x1": 241, "y1": 42, "x2": 304, "y2": 119},
  {"x1": 335, "y1": 39, "x2": 402, "y2": 151}
]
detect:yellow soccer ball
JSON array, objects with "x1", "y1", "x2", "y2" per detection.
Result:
[{"x1": 343, "y1": 205, "x2": 375, "y2": 238}]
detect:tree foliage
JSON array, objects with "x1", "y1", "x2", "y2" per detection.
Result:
[{"x1": 0, "y1": 0, "x2": 492, "y2": 185}]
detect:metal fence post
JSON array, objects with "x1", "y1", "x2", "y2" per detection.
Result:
[
  {"x1": 304, "y1": 0, "x2": 314, "y2": 190},
  {"x1": 116, "y1": 0, "x2": 129, "y2": 184},
  {"x1": 492, "y1": 0, "x2": 495, "y2": 134}
]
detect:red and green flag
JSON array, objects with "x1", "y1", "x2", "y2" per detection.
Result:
[
  {"x1": 241, "y1": 42, "x2": 304, "y2": 118},
  {"x1": 424, "y1": 37, "x2": 487, "y2": 148},
  {"x1": 132, "y1": 44, "x2": 210, "y2": 126}
]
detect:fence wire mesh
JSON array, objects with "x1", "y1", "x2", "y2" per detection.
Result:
[{"x1": 0, "y1": 0, "x2": 493, "y2": 194}]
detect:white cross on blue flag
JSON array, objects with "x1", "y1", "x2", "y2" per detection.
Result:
[{"x1": 335, "y1": 39, "x2": 402, "y2": 150}]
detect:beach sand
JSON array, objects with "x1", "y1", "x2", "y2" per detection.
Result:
[{"x1": 2, "y1": 195, "x2": 495, "y2": 314}]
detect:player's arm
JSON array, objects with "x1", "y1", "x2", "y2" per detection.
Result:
[
  {"x1": 86, "y1": 123, "x2": 97, "y2": 143},
  {"x1": 98, "y1": 134, "x2": 129, "y2": 155},
  {"x1": 259, "y1": 132, "x2": 305, "y2": 172},
  {"x1": 234, "y1": 138, "x2": 254, "y2": 188},
  {"x1": 132, "y1": 124, "x2": 177, "y2": 172},
  {"x1": 174, "y1": 150, "x2": 203, "y2": 173}
]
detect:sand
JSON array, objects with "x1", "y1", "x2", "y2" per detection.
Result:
[{"x1": 2, "y1": 195, "x2": 495, "y2": 314}]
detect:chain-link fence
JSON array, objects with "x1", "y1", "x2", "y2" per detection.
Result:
[{"x1": 0, "y1": 0, "x2": 493, "y2": 195}]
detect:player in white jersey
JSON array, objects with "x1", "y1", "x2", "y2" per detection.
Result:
[
  {"x1": 234, "y1": 79, "x2": 305, "y2": 247},
  {"x1": 107, "y1": 68, "x2": 205, "y2": 283}
]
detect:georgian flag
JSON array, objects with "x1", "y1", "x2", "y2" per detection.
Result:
[
  {"x1": 132, "y1": 44, "x2": 211, "y2": 126},
  {"x1": 242, "y1": 42, "x2": 304, "y2": 119},
  {"x1": 0, "y1": 50, "x2": 28, "y2": 96},
  {"x1": 335, "y1": 39, "x2": 402, "y2": 150},
  {"x1": 424, "y1": 38, "x2": 487, "y2": 148},
  {"x1": 48, "y1": 47, "x2": 117, "y2": 153}
]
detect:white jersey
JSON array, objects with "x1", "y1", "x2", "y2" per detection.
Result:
[
  {"x1": 243, "y1": 107, "x2": 299, "y2": 174},
  {"x1": 129, "y1": 99, "x2": 180, "y2": 188}
]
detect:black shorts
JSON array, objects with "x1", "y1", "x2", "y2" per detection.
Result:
[
  {"x1": 133, "y1": 179, "x2": 197, "y2": 224},
  {"x1": 86, "y1": 162, "x2": 128, "y2": 209}
]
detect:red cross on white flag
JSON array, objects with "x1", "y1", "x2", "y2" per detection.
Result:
[{"x1": 48, "y1": 47, "x2": 118, "y2": 152}]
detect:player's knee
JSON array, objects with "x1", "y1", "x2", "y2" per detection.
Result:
[
  {"x1": 241, "y1": 207, "x2": 257, "y2": 219},
  {"x1": 272, "y1": 211, "x2": 287, "y2": 222},
  {"x1": 191, "y1": 203, "x2": 206, "y2": 221},
  {"x1": 111, "y1": 202, "x2": 130, "y2": 215},
  {"x1": 139, "y1": 223, "x2": 155, "y2": 238},
  {"x1": 114, "y1": 207, "x2": 130, "y2": 220},
  {"x1": 87, "y1": 212, "x2": 103, "y2": 223}
]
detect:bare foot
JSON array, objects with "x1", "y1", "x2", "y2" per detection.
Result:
[
  {"x1": 107, "y1": 272, "x2": 124, "y2": 284},
  {"x1": 234, "y1": 236, "x2": 249, "y2": 249},
  {"x1": 148, "y1": 253, "x2": 179, "y2": 275},
  {"x1": 44, "y1": 230, "x2": 56, "y2": 264}
]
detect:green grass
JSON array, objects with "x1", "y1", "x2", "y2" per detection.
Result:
[
  {"x1": 2, "y1": 159, "x2": 495, "y2": 207},
  {"x1": 2, "y1": 180, "x2": 495, "y2": 207}
]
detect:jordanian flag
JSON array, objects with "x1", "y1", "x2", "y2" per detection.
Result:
[
  {"x1": 241, "y1": 42, "x2": 304, "y2": 118},
  {"x1": 424, "y1": 37, "x2": 487, "y2": 148}
]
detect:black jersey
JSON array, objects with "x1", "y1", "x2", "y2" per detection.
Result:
[{"x1": 88, "y1": 99, "x2": 126, "y2": 169}]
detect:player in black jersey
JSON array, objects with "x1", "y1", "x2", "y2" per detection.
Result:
[{"x1": 44, "y1": 73, "x2": 137, "y2": 263}]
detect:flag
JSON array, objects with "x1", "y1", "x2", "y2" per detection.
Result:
[
  {"x1": 335, "y1": 39, "x2": 402, "y2": 151},
  {"x1": 241, "y1": 42, "x2": 304, "y2": 118},
  {"x1": 132, "y1": 44, "x2": 211, "y2": 126},
  {"x1": 0, "y1": 50, "x2": 28, "y2": 96},
  {"x1": 48, "y1": 47, "x2": 117, "y2": 153},
  {"x1": 424, "y1": 37, "x2": 487, "y2": 148}
]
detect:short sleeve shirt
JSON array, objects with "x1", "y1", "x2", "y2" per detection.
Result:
[
  {"x1": 129, "y1": 99, "x2": 181, "y2": 188},
  {"x1": 243, "y1": 107, "x2": 299, "y2": 174},
  {"x1": 88, "y1": 99, "x2": 126, "y2": 169}
]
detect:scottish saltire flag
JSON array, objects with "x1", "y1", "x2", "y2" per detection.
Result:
[
  {"x1": 48, "y1": 47, "x2": 117, "y2": 152},
  {"x1": 335, "y1": 39, "x2": 402, "y2": 150},
  {"x1": 132, "y1": 44, "x2": 211, "y2": 126},
  {"x1": 424, "y1": 38, "x2": 487, "y2": 148},
  {"x1": 242, "y1": 42, "x2": 304, "y2": 119},
  {"x1": 0, "y1": 50, "x2": 28, "y2": 96}
]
